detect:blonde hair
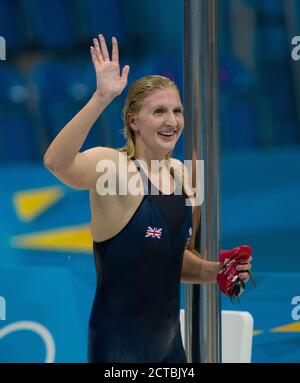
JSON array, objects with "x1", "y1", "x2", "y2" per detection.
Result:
[{"x1": 119, "y1": 75, "x2": 181, "y2": 160}]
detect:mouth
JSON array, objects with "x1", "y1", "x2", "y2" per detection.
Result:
[{"x1": 157, "y1": 130, "x2": 177, "y2": 141}]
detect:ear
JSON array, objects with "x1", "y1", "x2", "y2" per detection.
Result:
[{"x1": 127, "y1": 112, "x2": 139, "y2": 133}]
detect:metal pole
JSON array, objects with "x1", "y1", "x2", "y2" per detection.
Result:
[{"x1": 184, "y1": 0, "x2": 221, "y2": 363}]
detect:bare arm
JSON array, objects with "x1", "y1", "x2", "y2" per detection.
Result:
[
  {"x1": 181, "y1": 248, "x2": 221, "y2": 284},
  {"x1": 179, "y1": 159, "x2": 251, "y2": 284},
  {"x1": 43, "y1": 92, "x2": 114, "y2": 172},
  {"x1": 44, "y1": 34, "x2": 130, "y2": 190}
]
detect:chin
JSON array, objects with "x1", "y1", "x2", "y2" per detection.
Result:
[{"x1": 151, "y1": 135, "x2": 178, "y2": 157}]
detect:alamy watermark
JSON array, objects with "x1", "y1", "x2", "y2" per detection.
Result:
[
  {"x1": 95, "y1": 154, "x2": 204, "y2": 207},
  {"x1": 0, "y1": 36, "x2": 6, "y2": 61},
  {"x1": 291, "y1": 296, "x2": 300, "y2": 321},
  {"x1": 291, "y1": 36, "x2": 300, "y2": 61},
  {"x1": 0, "y1": 296, "x2": 6, "y2": 320}
]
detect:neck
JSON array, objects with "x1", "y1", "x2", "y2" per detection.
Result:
[
  {"x1": 134, "y1": 150, "x2": 170, "y2": 177},
  {"x1": 134, "y1": 148, "x2": 169, "y2": 169}
]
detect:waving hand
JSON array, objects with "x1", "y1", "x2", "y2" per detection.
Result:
[{"x1": 90, "y1": 34, "x2": 130, "y2": 99}]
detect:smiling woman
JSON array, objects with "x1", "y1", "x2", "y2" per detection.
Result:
[{"x1": 43, "y1": 33, "x2": 252, "y2": 363}]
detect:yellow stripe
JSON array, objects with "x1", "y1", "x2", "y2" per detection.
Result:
[
  {"x1": 270, "y1": 322, "x2": 300, "y2": 333},
  {"x1": 10, "y1": 224, "x2": 92, "y2": 253},
  {"x1": 13, "y1": 186, "x2": 64, "y2": 221}
]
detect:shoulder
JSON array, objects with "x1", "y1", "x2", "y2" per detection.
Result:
[
  {"x1": 169, "y1": 157, "x2": 186, "y2": 181},
  {"x1": 169, "y1": 157, "x2": 183, "y2": 169},
  {"x1": 80, "y1": 147, "x2": 128, "y2": 173},
  {"x1": 80, "y1": 146, "x2": 120, "y2": 161}
]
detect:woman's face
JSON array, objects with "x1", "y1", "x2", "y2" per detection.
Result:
[{"x1": 129, "y1": 87, "x2": 184, "y2": 158}]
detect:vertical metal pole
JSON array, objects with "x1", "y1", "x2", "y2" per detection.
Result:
[{"x1": 184, "y1": 0, "x2": 221, "y2": 363}]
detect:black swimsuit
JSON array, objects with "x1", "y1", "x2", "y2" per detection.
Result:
[{"x1": 88, "y1": 161, "x2": 193, "y2": 362}]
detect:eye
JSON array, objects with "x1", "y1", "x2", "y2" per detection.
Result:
[
  {"x1": 174, "y1": 109, "x2": 183, "y2": 114},
  {"x1": 154, "y1": 108, "x2": 164, "y2": 114}
]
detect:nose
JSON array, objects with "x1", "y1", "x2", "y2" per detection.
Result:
[{"x1": 165, "y1": 112, "x2": 178, "y2": 127}]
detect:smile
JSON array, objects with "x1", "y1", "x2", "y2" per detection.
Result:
[{"x1": 158, "y1": 130, "x2": 176, "y2": 140}]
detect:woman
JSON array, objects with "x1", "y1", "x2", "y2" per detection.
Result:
[{"x1": 44, "y1": 34, "x2": 252, "y2": 363}]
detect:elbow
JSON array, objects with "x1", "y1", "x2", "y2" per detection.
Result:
[
  {"x1": 43, "y1": 154, "x2": 56, "y2": 173},
  {"x1": 180, "y1": 272, "x2": 190, "y2": 284},
  {"x1": 43, "y1": 154, "x2": 50, "y2": 169}
]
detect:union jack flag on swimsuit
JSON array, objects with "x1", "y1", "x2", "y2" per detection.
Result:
[{"x1": 145, "y1": 226, "x2": 162, "y2": 239}]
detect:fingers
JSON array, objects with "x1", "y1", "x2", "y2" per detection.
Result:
[
  {"x1": 239, "y1": 272, "x2": 250, "y2": 282},
  {"x1": 111, "y1": 36, "x2": 119, "y2": 62},
  {"x1": 236, "y1": 258, "x2": 251, "y2": 284},
  {"x1": 90, "y1": 46, "x2": 100, "y2": 68},
  {"x1": 237, "y1": 256, "x2": 252, "y2": 267},
  {"x1": 98, "y1": 34, "x2": 110, "y2": 61},
  {"x1": 91, "y1": 34, "x2": 121, "y2": 65},
  {"x1": 93, "y1": 37, "x2": 103, "y2": 63},
  {"x1": 121, "y1": 65, "x2": 130, "y2": 81},
  {"x1": 236, "y1": 263, "x2": 251, "y2": 272}
]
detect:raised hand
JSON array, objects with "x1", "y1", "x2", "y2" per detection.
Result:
[{"x1": 90, "y1": 34, "x2": 130, "y2": 99}]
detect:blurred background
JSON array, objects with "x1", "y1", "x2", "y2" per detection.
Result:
[{"x1": 0, "y1": 0, "x2": 299, "y2": 362}]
